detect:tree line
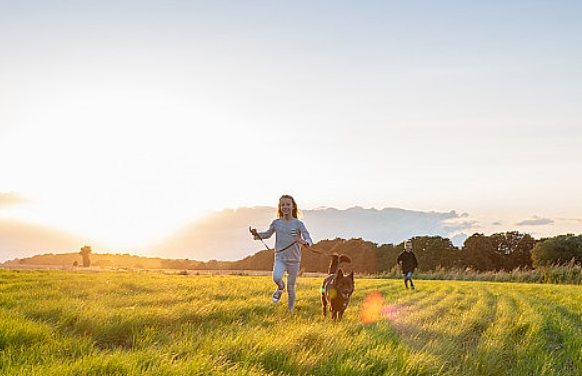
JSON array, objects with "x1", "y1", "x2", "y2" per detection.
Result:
[
  {"x1": 228, "y1": 232, "x2": 582, "y2": 274},
  {"x1": 6, "y1": 232, "x2": 582, "y2": 274}
]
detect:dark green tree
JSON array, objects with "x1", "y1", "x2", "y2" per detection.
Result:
[
  {"x1": 375, "y1": 243, "x2": 400, "y2": 273},
  {"x1": 406, "y1": 236, "x2": 459, "y2": 270},
  {"x1": 340, "y1": 238, "x2": 378, "y2": 274},
  {"x1": 301, "y1": 238, "x2": 345, "y2": 273},
  {"x1": 79, "y1": 245, "x2": 92, "y2": 267},
  {"x1": 532, "y1": 234, "x2": 582, "y2": 267},
  {"x1": 461, "y1": 233, "x2": 496, "y2": 271},
  {"x1": 232, "y1": 249, "x2": 274, "y2": 271},
  {"x1": 490, "y1": 231, "x2": 535, "y2": 270},
  {"x1": 300, "y1": 238, "x2": 377, "y2": 274}
]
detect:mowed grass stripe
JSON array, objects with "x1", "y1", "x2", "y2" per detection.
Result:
[
  {"x1": 470, "y1": 288, "x2": 526, "y2": 375},
  {"x1": 387, "y1": 282, "x2": 498, "y2": 373},
  {"x1": 519, "y1": 287, "x2": 582, "y2": 374}
]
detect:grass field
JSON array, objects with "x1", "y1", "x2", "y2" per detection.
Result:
[{"x1": 1, "y1": 269, "x2": 581, "y2": 375}]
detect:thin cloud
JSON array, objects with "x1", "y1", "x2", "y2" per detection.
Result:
[
  {"x1": 557, "y1": 217, "x2": 582, "y2": 224},
  {"x1": 150, "y1": 206, "x2": 478, "y2": 261},
  {"x1": 516, "y1": 216, "x2": 554, "y2": 226}
]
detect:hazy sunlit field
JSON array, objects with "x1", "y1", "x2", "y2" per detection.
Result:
[{"x1": 1, "y1": 269, "x2": 581, "y2": 375}]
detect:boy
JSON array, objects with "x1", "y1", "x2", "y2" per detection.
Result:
[{"x1": 397, "y1": 240, "x2": 418, "y2": 289}]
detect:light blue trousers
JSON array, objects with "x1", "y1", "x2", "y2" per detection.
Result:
[
  {"x1": 403, "y1": 271, "x2": 414, "y2": 286},
  {"x1": 273, "y1": 258, "x2": 300, "y2": 311}
]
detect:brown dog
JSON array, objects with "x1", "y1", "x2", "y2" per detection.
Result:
[{"x1": 321, "y1": 254, "x2": 354, "y2": 320}]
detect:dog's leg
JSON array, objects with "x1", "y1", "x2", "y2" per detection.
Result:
[{"x1": 321, "y1": 292, "x2": 327, "y2": 317}]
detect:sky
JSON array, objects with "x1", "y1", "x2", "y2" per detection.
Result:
[{"x1": 1, "y1": 1, "x2": 581, "y2": 258}]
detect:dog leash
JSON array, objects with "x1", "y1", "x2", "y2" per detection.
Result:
[
  {"x1": 310, "y1": 248, "x2": 329, "y2": 256},
  {"x1": 249, "y1": 227, "x2": 298, "y2": 253},
  {"x1": 276, "y1": 241, "x2": 297, "y2": 253}
]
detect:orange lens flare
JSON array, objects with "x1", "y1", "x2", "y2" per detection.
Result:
[
  {"x1": 360, "y1": 291, "x2": 402, "y2": 324},
  {"x1": 360, "y1": 291, "x2": 384, "y2": 324}
]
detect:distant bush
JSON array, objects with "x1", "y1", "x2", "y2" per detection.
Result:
[
  {"x1": 532, "y1": 234, "x2": 582, "y2": 267},
  {"x1": 377, "y1": 262, "x2": 582, "y2": 285}
]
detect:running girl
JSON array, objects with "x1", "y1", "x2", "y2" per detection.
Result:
[{"x1": 250, "y1": 194, "x2": 313, "y2": 311}]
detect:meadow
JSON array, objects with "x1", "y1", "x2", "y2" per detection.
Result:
[{"x1": 1, "y1": 269, "x2": 581, "y2": 375}]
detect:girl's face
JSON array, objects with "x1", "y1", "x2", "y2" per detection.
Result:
[{"x1": 279, "y1": 197, "x2": 294, "y2": 217}]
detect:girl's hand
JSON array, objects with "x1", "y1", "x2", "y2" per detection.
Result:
[
  {"x1": 298, "y1": 239, "x2": 310, "y2": 247},
  {"x1": 249, "y1": 227, "x2": 259, "y2": 238}
]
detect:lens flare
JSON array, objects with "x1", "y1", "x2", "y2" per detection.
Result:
[
  {"x1": 326, "y1": 287, "x2": 337, "y2": 299},
  {"x1": 360, "y1": 291, "x2": 384, "y2": 324},
  {"x1": 360, "y1": 291, "x2": 403, "y2": 324},
  {"x1": 381, "y1": 304, "x2": 401, "y2": 321}
]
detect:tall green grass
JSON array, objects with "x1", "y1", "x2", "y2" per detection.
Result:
[
  {"x1": 0, "y1": 269, "x2": 581, "y2": 375},
  {"x1": 380, "y1": 262, "x2": 582, "y2": 285}
]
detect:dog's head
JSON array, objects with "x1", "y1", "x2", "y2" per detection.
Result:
[{"x1": 335, "y1": 269, "x2": 354, "y2": 307}]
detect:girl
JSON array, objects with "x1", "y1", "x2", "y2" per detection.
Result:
[{"x1": 250, "y1": 195, "x2": 313, "y2": 311}]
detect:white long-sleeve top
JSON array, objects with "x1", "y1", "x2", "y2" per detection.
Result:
[{"x1": 255, "y1": 218, "x2": 313, "y2": 262}]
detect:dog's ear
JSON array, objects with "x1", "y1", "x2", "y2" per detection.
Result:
[
  {"x1": 337, "y1": 269, "x2": 344, "y2": 278},
  {"x1": 348, "y1": 272, "x2": 354, "y2": 280}
]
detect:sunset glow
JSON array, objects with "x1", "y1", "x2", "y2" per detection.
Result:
[{"x1": 1, "y1": 1, "x2": 581, "y2": 260}]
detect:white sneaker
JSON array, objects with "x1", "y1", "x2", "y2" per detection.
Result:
[{"x1": 272, "y1": 288, "x2": 284, "y2": 303}]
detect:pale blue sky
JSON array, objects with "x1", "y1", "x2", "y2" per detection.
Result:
[{"x1": 1, "y1": 1, "x2": 581, "y2": 251}]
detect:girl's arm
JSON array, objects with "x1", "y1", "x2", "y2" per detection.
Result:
[
  {"x1": 298, "y1": 221, "x2": 313, "y2": 246},
  {"x1": 254, "y1": 220, "x2": 276, "y2": 240}
]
